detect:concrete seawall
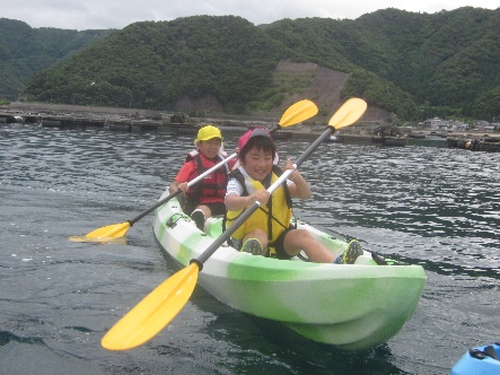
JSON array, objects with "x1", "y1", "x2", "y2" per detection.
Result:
[{"x1": 2, "y1": 102, "x2": 498, "y2": 150}]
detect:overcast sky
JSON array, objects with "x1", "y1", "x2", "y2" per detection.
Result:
[{"x1": 1, "y1": 0, "x2": 498, "y2": 31}]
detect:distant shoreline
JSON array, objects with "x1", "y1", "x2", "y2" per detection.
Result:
[{"x1": 1, "y1": 101, "x2": 499, "y2": 141}]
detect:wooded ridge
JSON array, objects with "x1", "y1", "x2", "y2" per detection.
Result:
[{"x1": 1, "y1": 7, "x2": 499, "y2": 122}]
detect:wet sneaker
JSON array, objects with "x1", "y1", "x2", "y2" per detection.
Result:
[
  {"x1": 333, "y1": 240, "x2": 363, "y2": 264},
  {"x1": 241, "y1": 238, "x2": 264, "y2": 256},
  {"x1": 191, "y1": 210, "x2": 205, "y2": 231},
  {"x1": 371, "y1": 252, "x2": 388, "y2": 265}
]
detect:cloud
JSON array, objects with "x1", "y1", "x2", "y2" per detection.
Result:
[{"x1": 0, "y1": 0, "x2": 498, "y2": 30}]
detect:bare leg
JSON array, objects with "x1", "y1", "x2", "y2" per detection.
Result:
[
  {"x1": 195, "y1": 205, "x2": 212, "y2": 219},
  {"x1": 283, "y1": 229, "x2": 336, "y2": 263},
  {"x1": 191, "y1": 205, "x2": 212, "y2": 230}
]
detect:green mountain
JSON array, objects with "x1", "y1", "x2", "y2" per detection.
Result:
[
  {"x1": 2, "y1": 8, "x2": 500, "y2": 121},
  {"x1": 0, "y1": 18, "x2": 114, "y2": 101},
  {"x1": 264, "y1": 7, "x2": 500, "y2": 121},
  {"x1": 25, "y1": 16, "x2": 286, "y2": 113}
]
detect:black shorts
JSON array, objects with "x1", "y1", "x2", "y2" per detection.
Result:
[{"x1": 270, "y1": 226, "x2": 294, "y2": 260}]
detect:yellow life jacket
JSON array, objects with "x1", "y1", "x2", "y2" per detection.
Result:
[{"x1": 226, "y1": 166, "x2": 292, "y2": 244}]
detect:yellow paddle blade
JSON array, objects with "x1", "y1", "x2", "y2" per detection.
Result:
[
  {"x1": 329, "y1": 98, "x2": 368, "y2": 130},
  {"x1": 81, "y1": 221, "x2": 131, "y2": 239},
  {"x1": 101, "y1": 263, "x2": 200, "y2": 351},
  {"x1": 279, "y1": 99, "x2": 318, "y2": 127}
]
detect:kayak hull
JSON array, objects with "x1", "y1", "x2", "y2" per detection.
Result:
[{"x1": 153, "y1": 195, "x2": 426, "y2": 350}]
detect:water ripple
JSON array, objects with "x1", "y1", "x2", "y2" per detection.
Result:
[{"x1": 2, "y1": 125, "x2": 500, "y2": 373}]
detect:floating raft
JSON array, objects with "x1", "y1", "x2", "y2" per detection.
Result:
[{"x1": 447, "y1": 137, "x2": 500, "y2": 152}]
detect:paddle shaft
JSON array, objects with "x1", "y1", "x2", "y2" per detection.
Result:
[
  {"x1": 193, "y1": 125, "x2": 335, "y2": 266},
  {"x1": 127, "y1": 124, "x2": 286, "y2": 226},
  {"x1": 128, "y1": 153, "x2": 236, "y2": 226}
]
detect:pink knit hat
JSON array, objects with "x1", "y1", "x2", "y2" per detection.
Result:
[
  {"x1": 238, "y1": 128, "x2": 271, "y2": 151},
  {"x1": 237, "y1": 127, "x2": 279, "y2": 164}
]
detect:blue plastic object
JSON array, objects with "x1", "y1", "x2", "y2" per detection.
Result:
[{"x1": 451, "y1": 343, "x2": 500, "y2": 375}]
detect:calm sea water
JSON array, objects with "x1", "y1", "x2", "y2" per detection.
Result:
[{"x1": 1, "y1": 123, "x2": 499, "y2": 374}]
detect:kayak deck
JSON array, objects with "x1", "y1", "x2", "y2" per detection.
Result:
[{"x1": 153, "y1": 196, "x2": 426, "y2": 350}]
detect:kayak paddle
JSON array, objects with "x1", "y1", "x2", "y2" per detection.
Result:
[
  {"x1": 100, "y1": 97, "x2": 367, "y2": 351},
  {"x1": 71, "y1": 99, "x2": 318, "y2": 241}
]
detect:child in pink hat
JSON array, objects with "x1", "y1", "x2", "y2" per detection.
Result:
[{"x1": 225, "y1": 128, "x2": 362, "y2": 264}]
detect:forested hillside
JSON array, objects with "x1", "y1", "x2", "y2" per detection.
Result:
[
  {"x1": 0, "y1": 18, "x2": 114, "y2": 101},
  {"x1": 25, "y1": 16, "x2": 286, "y2": 113},
  {"x1": 264, "y1": 7, "x2": 500, "y2": 121},
  {"x1": 2, "y1": 7, "x2": 500, "y2": 121}
]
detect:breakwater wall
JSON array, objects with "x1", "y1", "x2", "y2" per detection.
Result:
[
  {"x1": 0, "y1": 110, "x2": 200, "y2": 133},
  {"x1": 2, "y1": 104, "x2": 499, "y2": 150},
  {"x1": 0, "y1": 110, "x2": 447, "y2": 147}
]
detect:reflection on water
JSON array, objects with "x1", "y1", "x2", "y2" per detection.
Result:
[
  {"x1": 179, "y1": 287, "x2": 405, "y2": 375},
  {"x1": 1, "y1": 124, "x2": 500, "y2": 374},
  {"x1": 278, "y1": 141, "x2": 500, "y2": 279}
]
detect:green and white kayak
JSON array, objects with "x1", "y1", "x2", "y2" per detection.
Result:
[{"x1": 153, "y1": 193, "x2": 426, "y2": 351}]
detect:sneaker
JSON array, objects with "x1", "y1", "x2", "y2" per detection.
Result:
[
  {"x1": 191, "y1": 210, "x2": 205, "y2": 231},
  {"x1": 371, "y1": 252, "x2": 388, "y2": 265},
  {"x1": 334, "y1": 240, "x2": 363, "y2": 264},
  {"x1": 241, "y1": 238, "x2": 264, "y2": 256}
]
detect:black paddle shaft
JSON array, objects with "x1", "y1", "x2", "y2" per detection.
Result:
[
  {"x1": 192, "y1": 125, "x2": 335, "y2": 268},
  {"x1": 128, "y1": 190, "x2": 182, "y2": 226}
]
